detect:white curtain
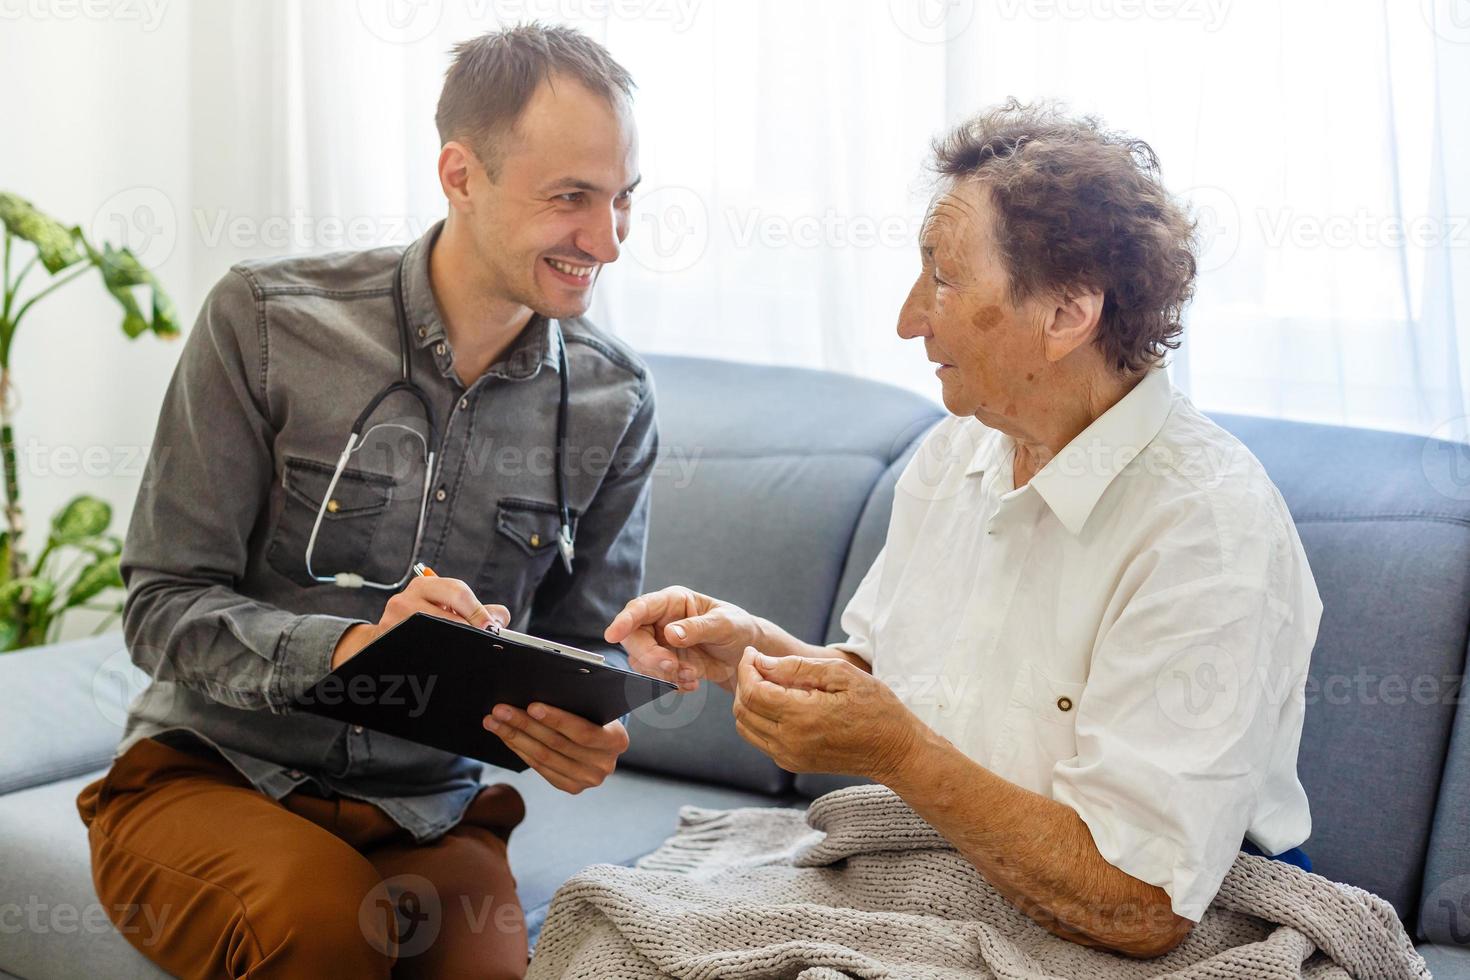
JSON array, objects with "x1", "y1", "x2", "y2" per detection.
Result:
[
  {"x1": 120, "y1": 0, "x2": 1470, "y2": 436},
  {"x1": 6, "y1": 0, "x2": 1462, "y2": 642}
]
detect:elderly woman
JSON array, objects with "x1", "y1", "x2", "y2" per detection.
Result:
[{"x1": 604, "y1": 101, "x2": 1321, "y2": 959}]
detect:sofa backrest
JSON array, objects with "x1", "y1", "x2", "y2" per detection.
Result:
[
  {"x1": 1212, "y1": 413, "x2": 1470, "y2": 940},
  {"x1": 0, "y1": 631, "x2": 134, "y2": 795},
  {"x1": 627, "y1": 356, "x2": 1470, "y2": 943},
  {"x1": 620, "y1": 355, "x2": 942, "y2": 794}
]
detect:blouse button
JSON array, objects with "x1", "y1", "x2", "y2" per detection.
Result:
[{"x1": 1056, "y1": 696, "x2": 1073, "y2": 712}]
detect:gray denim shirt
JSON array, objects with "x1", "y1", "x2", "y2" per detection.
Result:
[{"x1": 117, "y1": 221, "x2": 657, "y2": 841}]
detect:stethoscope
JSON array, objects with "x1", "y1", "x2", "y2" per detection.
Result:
[{"x1": 303, "y1": 251, "x2": 575, "y2": 589}]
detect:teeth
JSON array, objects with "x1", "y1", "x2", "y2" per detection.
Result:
[{"x1": 548, "y1": 258, "x2": 594, "y2": 277}]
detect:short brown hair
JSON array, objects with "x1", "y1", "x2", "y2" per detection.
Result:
[
  {"x1": 435, "y1": 23, "x2": 635, "y2": 178},
  {"x1": 931, "y1": 99, "x2": 1197, "y2": 375}
]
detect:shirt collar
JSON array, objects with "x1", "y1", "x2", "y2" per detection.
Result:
[
  {"x1": 1027, "y1": 367, "x2": 1174, "y2": 535},
  {"x1": 963, "y1": 424, "x2": 1013, "y2": 480},
  {"x1": 399, "y1": 219, "x2": 561, "y2": 381},
  {"x1": 963, "y1": 367, "x2": 1174, "y2": 535}
]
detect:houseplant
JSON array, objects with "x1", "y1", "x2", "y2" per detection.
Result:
[{"x1": 0, "y1": 191, "x2": 178, "y2": 651}]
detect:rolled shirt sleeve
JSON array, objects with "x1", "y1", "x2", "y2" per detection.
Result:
[
  {"x1": 832, "y1": 546, "x2": 885, "y2": 666},
  {"x1": 1050, "y1": 553, "x2": 1320, "y2": 921},
  {"x1": 121, "y1": 269, "x2": 368, "y2": 715}
]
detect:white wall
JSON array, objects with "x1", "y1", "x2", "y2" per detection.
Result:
[{"x1": 1, "y1": 2, "x2": 193, "y2": 639}]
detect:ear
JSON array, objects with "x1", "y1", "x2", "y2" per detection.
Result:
[
  {"x1": 437, "y1": 141, "x2": 482, "y2": 214},
  {"x1": 1041, "y1": 287, "x2": 1105, "y2": 363}
]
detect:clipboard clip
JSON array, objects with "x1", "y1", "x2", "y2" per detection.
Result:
[{"x1": 486, "y1": 622, "x2": 606, "y2": 665}]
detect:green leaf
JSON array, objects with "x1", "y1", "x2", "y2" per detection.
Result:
[
  {"x1": 0, "y1": 617, "x2": 20, "y2": 653},
  {"x1": 93, "y1": 243, "x2": 180, "y2": 339},
  {"x1": 0, "y1": 192, "x2": 82, "y2": 274},
  {"x1": 0, "y1": 576, "x2": 55, "y2": 613},
  {"x1": 67, "y1": 554, "x2": 122, "y2": 608},
  {"x1": 75, "y1": 533, "x2": 123, "y2": 558},
  {"x1": 50, "y1": 495, "x2": 112, "y2": 544}
]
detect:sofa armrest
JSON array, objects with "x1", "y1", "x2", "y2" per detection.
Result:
[{"x1": 0, "y1": 632, "x2": 134, "y2": 794}]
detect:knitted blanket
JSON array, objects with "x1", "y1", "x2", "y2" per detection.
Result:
[{"x1": 527, "y1": 784, "x2": 1429, "y2": 979}]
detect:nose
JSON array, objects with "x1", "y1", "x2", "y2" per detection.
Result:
[
  {"x1": 575, "y1": 204, "x2": 623, "y2": 266},
  {"x1": 896, "y1": 274, "x2": 934, "y2": 340}
]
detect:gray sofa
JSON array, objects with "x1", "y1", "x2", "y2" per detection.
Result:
[{"x1": 1, "y1": 354, "x2": 1468, "y2": 978}]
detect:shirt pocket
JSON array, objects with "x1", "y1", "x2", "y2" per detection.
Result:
[
  {"x1": 1003, "y1": 664, "x2": 1088, "y2": 793},
  {"x1": 265, "y1": 455, "x2": 399, "y2": 588},
  {"x1": 474, "y1": 497, "x2": 571, "y2": 624}
]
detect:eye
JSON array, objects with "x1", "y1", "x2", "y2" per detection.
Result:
[{"x1": 556, "y1": 192, "x2": 585, "y2": 204}]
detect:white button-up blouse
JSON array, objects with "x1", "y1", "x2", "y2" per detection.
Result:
[{"x1": 836, "y1": 368, "x2": 1322, "y2": 921}]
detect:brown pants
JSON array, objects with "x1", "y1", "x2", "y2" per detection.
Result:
[{"x1": 76, "y1": 737, "x2": 529, "y2": 979}]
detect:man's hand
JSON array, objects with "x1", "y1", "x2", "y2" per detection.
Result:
[
  {"x1": 604, "y1": 586, "x2": 765, "y2": 692},
  {"x1": 731, "y1": 647, "x2": 922, "y2": 782},
  {"x1": 331, "y1": 575, "x2": 509, "y2": 670},
  {"x1": 483, "y1": 702, "x2": 629, "y2": 794}
]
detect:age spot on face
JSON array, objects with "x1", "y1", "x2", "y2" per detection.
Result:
[
  {"x1": 1025, "y1": 372, "x2": 1035, "y2": 382},
  {"x1": 972, "y1": 305, "x2": 1003, "y2": 332}
]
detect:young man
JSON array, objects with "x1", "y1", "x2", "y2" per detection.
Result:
[{"x1": 77, "y1": 25, "x2": 652, "y2": 979}]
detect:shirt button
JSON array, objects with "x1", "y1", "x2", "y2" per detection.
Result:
[
  {"x1": 287, "y1": 769, "x2": 303, "y2": 779},
  {"x1": 459, "y1": 397, "x2": 469, "y2": 411},
  {"x1": 417, "y1": 326, "x2": 427, "y2": 339},
  {"x1": 326, "y1": 498, "x2": 340, "y2": 513},
  {"x1": 434, "y1": 342, "x2": 446, "y2": 356},
  {"x1": 1056, "y1": 696, "x2": 1073, "y2": 712},
  {"x1": 435, "y1": 487, "x2": 447, "y2": 502},
  {"x1": 352, "y1": 725, "x2": 364, "y2": 735}
]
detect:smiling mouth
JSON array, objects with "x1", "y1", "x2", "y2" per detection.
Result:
[{"x1": 544, "y1": 257, "x2": 597, "y2": 282}]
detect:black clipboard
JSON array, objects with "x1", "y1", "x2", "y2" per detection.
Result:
[{"x1": 293, "y1": 611, "x2": 677, "y2": 772}]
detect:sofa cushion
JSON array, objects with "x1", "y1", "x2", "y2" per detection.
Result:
[
  {"x1": 0, "y1": 764, "x2": 786, "y2": 977},
  {"x1": 0, "y1": 632, "x2": 134, "y2": 795},
  {"x1": 621, "y1": 356, "x2": 943, "y2": 794},
  {"x1": 1285, "y1": 518, "x2": 1468, "y2": 921},
  {"x1": 1419, "y1": 943, "x2": 1470, "y2": 980},
  {"x1": 1421, "y1": 683, "x2": 1470, "y2": 947},
  {"x1": 0, "y1": 771, "x2": 170, "y2": 980},
  {"x1": 498, "y1": 766, "x2": 792, "y2": 944},
  {"x1": 792, "y1": 438, "x2": 935, "y2": 800},
  {"x1": 821, "y1": 429, "x2": 938, "y2": 647},
  {"x1": 1214, "y1": 414, "x2": 1470, "y2": 925},
  {"x1": 624, "y1": 453, "x2": 884, "y2": 794}
]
